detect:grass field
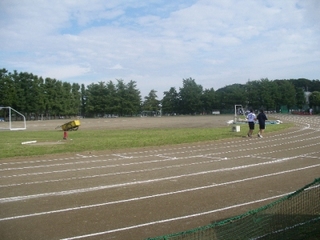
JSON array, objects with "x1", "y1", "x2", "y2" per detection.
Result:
[{"x1": 0, "y1": 116, "x2": 292, "y2": 159}]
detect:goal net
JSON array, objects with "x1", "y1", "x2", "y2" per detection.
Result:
[{"x1": 0, "y1": 107, "x2": 26, "y2": 130}]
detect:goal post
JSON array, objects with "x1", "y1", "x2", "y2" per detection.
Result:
[
  {"x1": 234, "y1": 104, "x2": 246, "y2": 122},
  {"x1": 0, "y1": 107, "x2": 26, "y2": 131}
]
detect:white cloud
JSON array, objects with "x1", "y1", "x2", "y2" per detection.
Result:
[
  {"x1": 109, "y1": 64, "x2": 124, "y2": 70},
  {"x1": 41, "y1": 65, "x2": 91, "y2": 80},
  {"x1": 0, "y1": 0, "x2": 319, "y2": 98}
]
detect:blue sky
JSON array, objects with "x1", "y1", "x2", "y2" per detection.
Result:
[{"x1": 0, "y1": 0, "x2": 319, "y2": 98}]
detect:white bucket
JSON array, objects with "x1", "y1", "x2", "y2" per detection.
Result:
[{"x1": 232, "y1": 125, "x2": 240, "y2": 132}]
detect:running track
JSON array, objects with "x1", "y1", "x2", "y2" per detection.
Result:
[{"x1": 0, "y1": 114, "x2": 319, "y2": 239}]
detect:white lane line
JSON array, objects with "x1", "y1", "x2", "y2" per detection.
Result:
[
  {"x1": 1, "y1": 151, "x2": 319, "y2": 188},
  {"x1": 112, "y1": 154, "x2": 133, "y2": 159},
  {"x1": 0, "y1": 150, "x2": 318, "y2": 203},
  {"x1": 0, "y1": 155, "x2": 303, "y2": 203},
  {"x1": 1, "y1": 138, "x2": 320, "y2": 179},
  {"x1": 60, "y1": 193, "x2": 292, "y2": 240},
  {"x1": 1, "y1": 163, "x2": 319, "y2": 222},
  {"x1": 0, "y1": 157, "x2": 214, "y2": 188}
]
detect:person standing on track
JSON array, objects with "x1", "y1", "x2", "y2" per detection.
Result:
[
  {"x1": 256, "y1": 109, "x2": 268, "y2": 138},
  {"x1": 246, "y1": 109, "x2": 256, "y2": 138}
]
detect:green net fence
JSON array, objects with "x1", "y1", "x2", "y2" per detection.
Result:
[{"x1": 146, "y1": 178, "x2": 320, "y2": 240}]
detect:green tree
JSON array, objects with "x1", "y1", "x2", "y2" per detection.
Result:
[
  {"x1": 161, "y1": 87, "x2": 179, "y2": 115},
  {"x1": 0, "y1": 69, "x2": 16, "y2": 108},
  {"x1": 85, "y1": 82, "x2": 107, "y2": 117},
  {"x1": 126, "y1": 80, "x2": 141, "y2": 116},
  {"x1": 84, "y1": 83, "x2": 96, "y2": 117},
  {"x1": 53, "y1": 80, "x2": 65, "y2": 117},
  {"x1": 142, "y1": 89, "x2": 159, "y2": 114},
  {"x1": 179, "y1": 78, "x2": 203, "y2": 114},
  {"x1": 245, "y1": 80, "x2": 261, "y2": 110},
  {"x1": 115, "y1": 79, "x2": 127, "y2": 116},
  {"x1": 268, "y1": 80, "x2": 281, "y2": 112},
  {"x1": 85, "y1": 79, "x2": 141, "y2": 117},
  {"x1": 80, "y1": 84, "x2": 86, "y2": 117},
  {"x1": 105, "y1": 80, "x2": 117, "y2": 115},
  {"x1": 43, "y1": 78, "x2": 59, "y2": 119},
  {"x1": 217, "y1": 84, "x2": 247, "y2": 111},
  {"x1": 257, "y1": 78, "x2": 279, "y2": 111},
  {"x1": 59, "y1": 82, "x2": 72, "y2": 116},
  {"x1": 12, "y1": 71, "x2": 27, "y2": 115},
  {"x1": 69, "y1": 83, "x2": 81, "y2": 116},
  {"x1": 310, "y1": 80, "x2": 320, "y2": 92},
  {"x1": 29, "y1": 75, "x2": 45, "y2": 120},
  {"x1": 258, "y1": 78, "x2": 270, "y2": 110},
  {"x1": 201, "y1": 88, "x2": 217, "y2": 114},
  {"x1": 274, "y1": 80, "x2": 296, "y2": 111},
  {"x1": 289, "y1": 78, "x2": 312, "y2": 92},
  {"x1": 295, "y1": 87, "x2": 306, "y2": 109},
  {"x1": 309, "y1": 91, "x2": 320, "y2": 111}
]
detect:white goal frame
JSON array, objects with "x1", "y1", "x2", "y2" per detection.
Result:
[
  {"x1": 234, "y1": 104, "x2": 246, "y2": 121},
  {"x1": 0, "y1": 107, "x2": 26, "y2": 131}
]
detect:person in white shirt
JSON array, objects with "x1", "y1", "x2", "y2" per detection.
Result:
[{"x1": 246, "y1": 109, "x2": 256, "y2": 137}]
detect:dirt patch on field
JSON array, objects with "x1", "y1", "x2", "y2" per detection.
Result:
[{"x1": 25, "y1": 115, "x2": 235, "y2": 131}]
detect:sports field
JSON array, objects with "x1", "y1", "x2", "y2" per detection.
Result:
[{"x1": 0, "y1": 114, "x2": 319, "y2": 239}]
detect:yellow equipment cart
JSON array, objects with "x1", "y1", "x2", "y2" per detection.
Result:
[{"x1": 56, "y1": 120, "x2": 81, "y2": 131}]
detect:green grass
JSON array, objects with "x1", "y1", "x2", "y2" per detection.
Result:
[{"x1": 0, "y1": 123, "x2": 293, "y2": 159}]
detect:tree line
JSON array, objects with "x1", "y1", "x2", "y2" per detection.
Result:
[{"x1": 0, "y1": 68, "x2": 319, "y2": 120}]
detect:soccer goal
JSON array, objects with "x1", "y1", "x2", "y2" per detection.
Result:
[
  {"x1": 0, "y1": 107, "x2": 26, "y2": 130},
  {"x1": 234, "y1": 104, "x2": 246, "y2": 121}
]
